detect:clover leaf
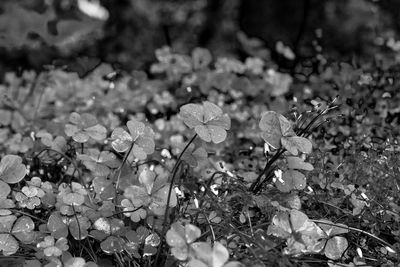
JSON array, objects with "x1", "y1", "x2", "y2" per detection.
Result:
[
  {"x1": 275, "y1": 170, "x2": 307, "y2": 193},
  {"x1": 124, "y1": 226, "x2": 150, "y2": 258},
  {"x1": 14, "y1": 185, "x2": 43, "y2": 210},
  {"x1": 64, "y1": 112, "x2": 107, "y2": 143},
  {"x1": 190, "y1": 242, "x2": 243, "y2": 267},
  {"x1": 259, "y1": 111, "x2": 312, "y2": 155},
  {"x1": 77, "y1": 149, "x2": 119, "y2": 177},
  {"x1": 59, "y1": 182, "x2": 87, "y2": 206},
  {"x1": 324, "y1": 236, "x2": 348, "y2": 260},
  {"x1": 36, "y1": 130, "x2": 67, "y2": 153},
  {"x1": 0, "y1": 155, "x2": 27, "y2": 184},
  {"x1": 121, "y1": 198, "x2": 147, "y2": 222},
  {"x1": 47, "y1": 212, "x2": 89, "y2": 240},
  {"x1": 179, "y1": 101, "x2": 231, "y2": 144},
  {"x1": 91, "y1": 217, "x2": 126, "y2": 254},
  {"x1": 47, "y1": 213, "x2": 68, "y2": 239},
  {"x1": 181, "y1": 144, "x2": 208, "y2": 168},
  {"x1": 92, "y1": 176, "x2": 115, "y2": 200},
  {"x1": 259, "y1": 111, "x2": 294, "y2": 149},
  {"x1": 0, "y1": 215, "x2": 35, "y2": 256},
  {"x1": 166, "y1": 222, "x2": 201, "y2": 261},
  {"x1": 37, "y1": 236, "x2": 69, "y2": 257},
  {"x1": 111, "y1": 119, "x2": 155, "y2": 160},
  {"x1": 287, "y1": 156, "x2": 314, "y2": 171},
  {"x1": 267, "y1": 210, "x2": 326, "y2": 256},
  {"x1": 123, "y1": 168, "x2": 177, "y2": 218}
]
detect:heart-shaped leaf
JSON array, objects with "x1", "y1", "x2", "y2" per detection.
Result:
[
  {"x1": 44, "y1": 246, "x2": 62, "y2": 257},
  {"x1": 64, "y1": 257, "x2": 86, "y2": 267},
  {"x1": 281, "y1": 136, "x2": 312, "y2": 155},
  {"x1": 287, "y1": 157, "x2": 314, "y2": 171},
  {"x1": 167, "y1": 222, "x2": 200, "y2": 261},
  {"x1": 93, "y1": 217, "x2": 124, "y2": 235},
  {"x1": 212, "y1": 242, "x2": 230, "y2": 267},
  {"x1": 0, "y1": 233, "x2": 19, "y2": 256},
  {"x1": 69, "y1": 216, "x2": 90, "y2": 240},
  {"x1": 63, "y1": 193, "x2": 85, "y2": 206},
  {"x1": 101, "y1": 236, "x2": 124, "y2": 254},
  {"x1": 11, "y1": 216, "x2": 35, "y2": 243},
  {"x1": 47, "y1": 213, "x2": 68, "y2": 239},
  {"x1": 0, "y1": 215, "x2": 17, "y2": 232},
  {"x1": 126, "y1": 119, "x2": 145, "y2": 140},
  {"x1": 149, "y1": 184, "x2": 177, "y2": 216},
  {"x1": 85, "y1": 124, "x2": 107, "y2": 141},
  {"x1": 259, "y1": 111, "x2": 295, "y2": 149},
  {"x1": 324, "y1": 236, "x2": 348, "y2": 260},
  {"x1": 0, "y1": 155, "x2": 27, "y2": 184},
  {"x1": 0, "y1": 180, "x2": 11, "y2": 199},
  {"x1": 275, "y1": 170, "x2": 306, "y2": 192},
  {"x1": 111, "y1": 127, "x2": 132, "y2": 152},
  {"x1": 179, "y1": 101, "x2": 231, "y2": 144}
]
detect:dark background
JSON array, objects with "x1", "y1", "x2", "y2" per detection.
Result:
[{"x1": 0, "y1": 0, "x2": 399, "y2": 78}]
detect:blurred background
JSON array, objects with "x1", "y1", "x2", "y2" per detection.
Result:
[{"x1": 1, "y1": 0, "x2": 400, "y2": 78}]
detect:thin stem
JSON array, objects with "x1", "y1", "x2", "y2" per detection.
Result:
[
  {"x1": 194, "y1": 171, "x2": 227, "y2": 223},
  {"x1": 250, "y1": 148, "x2": 284, "y2": 192},
  {"x1": 10, "y1": 209, "x2": 47, "y2": 224},
  {"x1": 154, "y1": 133, "x2": 197, "y2": 265},
  {"x1": 115, "y1": 142, "x2": 135, "y2": 192}
]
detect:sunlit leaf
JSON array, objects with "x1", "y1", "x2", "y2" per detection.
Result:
[
  {"x1": 275, "y1": 170, "x2": 306, "y2": 192},
  {"x1": 0, "y1": 215, "x2": 17, "y2": 232},
  {"x1": 111, "y1": 128, "x2": 132, "y2": 152},
  {"x1": 324, "y1": 236, "x2": 348, "y2": 260},
  {"x1": 101, "y1": 236, "x2": 125, "y2": 254},
  {"x1": 317, "y1": 220, "x2": 349, "y2": 237},
  {"x1": 0, "y1": 155, "x2": 27, "y2": 184},
  {"x1": 11, "y1": 216, "x2": 35, "y2": 243},
  {"x1": 0, "y1": 233, "x2": 19, "y2": 256},
  {"x1": 167, "y1": 222, "x2": 201, "y2": 261},
  {"x1": 179, "y1": 101, "x2": 230, "y2": 144}
]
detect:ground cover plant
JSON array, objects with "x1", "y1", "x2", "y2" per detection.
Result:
[{"x1": 1, "y1": 44, "x2": 400, "y2": 267}]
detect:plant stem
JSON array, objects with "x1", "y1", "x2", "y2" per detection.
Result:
[
  {"x1": 154, "y1": 133, "x2": 197, "y2": 265},
  {"x1": 250, "y1": 148, "x2": 284, "y2": 193},
  {"x1": 311, "y1": 220, "x2": 398, "y2": 254},
  {"x1": 115, "y1": 142, "x2": 135, "y2": 192}
]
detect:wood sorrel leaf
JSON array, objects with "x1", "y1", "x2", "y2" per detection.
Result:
[
  {"x1": 287, "y1": 157, "x2": 314, "y2": 171},
  {"x1": 180, "y1": 101, "x2": 230, "y2": 144},
  {"x1": 275, "y1": 170, "x2": 306, "y2": 193},
  {"x1": 281, "y1": 136, "x2": 312, "y2": 155},
  {"x1": 0, "y1": 155, "x2": 26, "y2": 184},
  {"x1": 324, "y1": 236, "x2": 348, "y2": 260},
  {"x1": 259, "y1": 111, "x2": 295, "y2": 149}
]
